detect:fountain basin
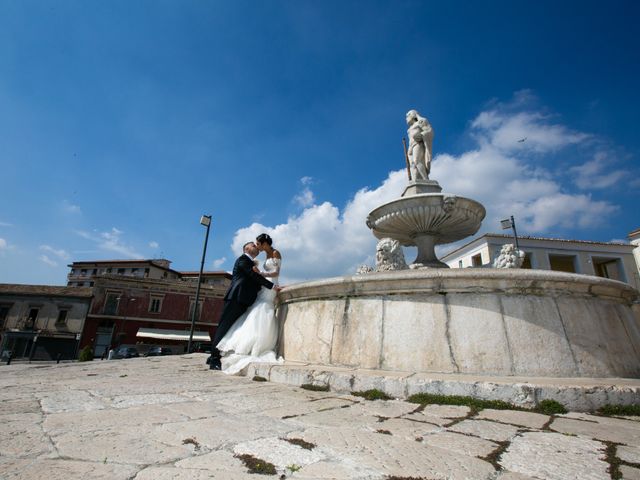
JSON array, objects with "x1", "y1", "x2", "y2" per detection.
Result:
[
  {"x1": 367, "y1": 193, "x2": 486, "y2": 266},
  {"x1": 276, "y1": 269, "x2": 640, "y2": 378}
]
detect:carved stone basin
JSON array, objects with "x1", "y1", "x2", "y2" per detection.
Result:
[{"x1": 367, "y1": 192, "x2": 486, "y2": 267}]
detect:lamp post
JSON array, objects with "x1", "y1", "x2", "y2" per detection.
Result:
[
  {"x1": 188, "y1": 215, "x2": 211, "y2": 353},
  {"x1": 500, "y1": 215, "x2": 520, "y2": 251}
]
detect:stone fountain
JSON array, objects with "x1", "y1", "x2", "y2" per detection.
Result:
[
  {"x1": 265, "y1": 109, "x2": 640, "y2": 411},
  {"x1": 367, "y1": 110, "x2": 485, "y2": 267}
]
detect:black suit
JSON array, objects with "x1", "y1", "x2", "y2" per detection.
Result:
[{"x1": 209, "y1": 254, "x2": 273, "y2": 369}]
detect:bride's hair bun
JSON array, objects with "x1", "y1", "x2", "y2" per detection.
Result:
[{"x1": 256, "y1": 233, "x2": 273, "y2": 246}]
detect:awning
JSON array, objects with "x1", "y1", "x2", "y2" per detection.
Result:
[{"x1": 136, "y1": 327, "x2": 211, "y2": 342}]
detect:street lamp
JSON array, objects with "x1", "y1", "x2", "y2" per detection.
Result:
[
  {"x1": 500, "y1": 215, "x2": 520, "y2": 251},
  {"x1": 188, "y1": 215, "x2": 211, "y2": 353}
]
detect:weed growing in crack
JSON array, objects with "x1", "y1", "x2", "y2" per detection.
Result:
[
  {"x1": 235, "y1": 454, "x2": 277, "y2": 475},
  {"x1": 252, "y1": 375, "x2": 268, "y2": 382},
  {"x1": 287, "y1": 464, "x2": 302, "y2": 473},
  {"x1": 352, "y1": 389, "x2": 393, "y2": 401},
  {"x1": 182, "y1": 437, "x2": 201, "y2": 450},
  {"x1": 478, "y1": 440, "x2": 510, "y2": 471},
  {"x1": 300, "y1": 383, "x2": 330, "y2": 392},
  {"x1": 282, "y1": 438, "x2": 316, "y2": 450},
  {"x1": 534, "y1": 400, "x2": 567, "y2": 415},
  {"x1": 602, "y1": 441, "x2": 623, "y2": 480},
  {"x1": 376, "y1": 429, "x2": 392, "y2": 435},
  {"x1": 597, "y1": 404, "x2": 640, "y2": 417}
]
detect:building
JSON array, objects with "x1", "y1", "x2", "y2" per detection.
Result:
[
  {"x1": 0, "y1": 284, "x2": 93, "y2": 360},
  {"x1": 80, "y1": 275, "x2": 226, "y2": 357},
  {"x1": 441, "y1": 233, "x2": 640, "y2": 290},
  {"x1": 66, "y1": 259, "x2": 182, "y2": 287}
]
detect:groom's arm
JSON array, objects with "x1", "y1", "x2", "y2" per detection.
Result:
[{"x1": 236, "y1": 257, "x2": 274, "y2": 290}]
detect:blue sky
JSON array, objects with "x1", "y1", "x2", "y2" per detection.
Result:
[{"x1": 1, "y1": 1, "x2": 639, "y2": 284}]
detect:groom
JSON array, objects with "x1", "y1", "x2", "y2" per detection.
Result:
[{"x1": 209, "y1": 241, "x2": 277, "y2": 370}]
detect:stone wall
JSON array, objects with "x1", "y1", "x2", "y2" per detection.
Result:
[{"x1": 277, "y1": 269, "x2": 640, "y2": 378}]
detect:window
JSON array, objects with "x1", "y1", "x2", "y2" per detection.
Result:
[
  {"x1": 56, "y1": 310, "x2": 68, "y2": 324},
  {"x1": 548, "y1": 254, "x2": 577, "y2": 273},
  {"x1": 188, "y1": 299, "x2": 203, "y2": 320},
  {"x1": 149, "y1": 296, "x2": 163, "y2": 313},
  {"x1": 117, "y1": 268, "x2": 125, "y2": 275},
  {"x1": 81, "y1": 269, "x2": 87, "y2": 275},
  {"x1": 144, "y1": 268, "x2": 150, "y2": 278},
  {"x1": 0, "y1": 304, "x2": 11, "y2": 329},
  {"x1": 458, "y1": 260, "x2": 463, "y2": 268},
  {"x1": 104, "y1": 293, "x2": 120, "y2": 315},
  {"x1": 131, "y1": 268, "x2": 139, "y2": 276},
  {"x1": 92, "y1": 269, "x2": 98, "y2": 275},
  {"x1": 593, "y1": 257, "x2": 625, "y2": 282},
  {"x1": 25, "y1": 308, "x2": 39, "y2": 329},
  {"x1": 70, "y1": 269, "x2": 76, "y2": 275},
  {"x1": 471, "y1": 253, "x2": 483, "y2": 267},
  {"x1": 106, "y1": 268, "x2": 112, "y2": 274}
]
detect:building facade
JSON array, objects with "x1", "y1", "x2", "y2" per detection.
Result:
[
  {"x1": 81, "y1": 275, "x2": 227, "y2": 357},
  {"x1": 0, "y1": 285, "x2": 93, "y2": 360},
  {"x1": 67, "y1": 259, "x2": 182, "y2": 287},
  {"x1": 441, "y1": 233, "x2": 640, "y2": 290}
]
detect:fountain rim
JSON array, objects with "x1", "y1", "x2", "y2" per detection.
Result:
[{"x1": 278, "y1": 268, "x2": 638, "y2": 304}]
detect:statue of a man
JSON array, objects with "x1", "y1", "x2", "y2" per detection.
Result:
[{"x1": 406, "y1": 109, "x2": 434, "y2": 180}]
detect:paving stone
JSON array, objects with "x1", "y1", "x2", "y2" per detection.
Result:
[
  {"x1": 109, "y1": 393, "x2": 191, "y2": 408},
  {"x1": 174, "y1": 449, "x2": 251, "y2": 470},
  {"x1": 450, "y1": 419, "x2": 520, "y2": 442},
  {"x1": 53, "y1": 424, "x2": 194, "y2": 465},
  {"x1": 370, "y1": 417, "x2": 441, "y2": 439},
  {"x1": 0, "y1": 422, "x2": 54, "y2": 458},
  {"x1": 284, "y1": 403, "x2": 381, "y2": 428},
  {"x1": 500, "y1": 431, "x2": 608, "y2": 480},
  {"x1": 349, "y1": 398, "x2": 418, "y2": 418},
  {"x1": 0, "y1": 398, "x2": 42, "y2": 415},
  {"x1": 233, "y1": 436, "x2": 325, "y2": 470},
  {"x1": 476, "y1": 408, "x2": 549, "y2": 429},
  {"x1": 0, "y1": 458, "x2": 139, "y2": 480},
  {"x1": 421, "y1": 431, "x2": 498, "y2": 457},
  {"x1": 551, "y1": 416, "x2": 640, "y2": 444},
  {"x1": 133, "y1": 465, "x2": 258, "y2": 479},
  {"x1": 296, "y1": 426, "x2": 495, "y2": 479},
  {"x1": 402, "y1": 404, "x2": 472, "y2": 426},
  {"x1": 290, "y1": 459, "x2": 382, "y2": 479},
  {"x1": 621, "y1": 465, "x2": 640, "y2": 480},
  {"x1": 495, "y1": 472, "x2": 540, "y2": 480},
  {"x1": 37, "y1": 390, "x2": 108, "y2": 413},
  {"x1": 618, "y1": 445, "x2": 640, "y2": 464}
]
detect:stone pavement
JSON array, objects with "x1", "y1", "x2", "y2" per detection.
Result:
[{"x1": 1, "y1": 354, "x2": 639, "y2": 480}]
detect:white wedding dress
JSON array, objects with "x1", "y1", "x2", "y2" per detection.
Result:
[{"x1": 217, "y1": 257, "x2": 282, "y2": 375}]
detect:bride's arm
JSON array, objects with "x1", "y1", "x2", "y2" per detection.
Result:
[{"x1": 260, "y1": 251, "x2": 282, "y2": 278}]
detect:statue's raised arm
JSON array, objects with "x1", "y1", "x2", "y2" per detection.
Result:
[{"x1": 405, "y1": 109, "x2": 434, "y2": 180}]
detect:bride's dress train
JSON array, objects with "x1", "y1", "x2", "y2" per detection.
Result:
[{"x1": 217, "y1": 257, "x2": 282, "y2": 375}]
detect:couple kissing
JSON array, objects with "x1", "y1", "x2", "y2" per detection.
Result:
[{"x1": 209, "y1": 233, "x2": 283, "y2": 373}]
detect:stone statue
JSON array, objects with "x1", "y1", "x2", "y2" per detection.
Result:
[
  {"x1": 493, "y1": 244, "x2": 525, "y2": 269},
  {"x1": 406, "y1": 109, "x2": 434, "y2": 180},
  {"x1": 375, "y1": 238, "x2": 408, "y2": 271}
]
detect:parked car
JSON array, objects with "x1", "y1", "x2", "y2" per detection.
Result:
[
  {"x1": 112, "y1": 346, "x2": 140, "y2": 359},
  {"x1": 144, "y1": 346, "x2": 172, "y2": 356}
]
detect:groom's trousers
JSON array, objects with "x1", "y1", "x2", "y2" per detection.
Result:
[{"x1": 210, "y1": 300, "x2": 250, "y2": 359}]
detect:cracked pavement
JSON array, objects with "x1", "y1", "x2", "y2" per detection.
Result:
[{"x1": 1, "y1": 354, "x2": 639, "y2": 479}]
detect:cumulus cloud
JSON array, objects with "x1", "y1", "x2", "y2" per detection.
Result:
[
  {"x1": 149, "y1": 241, "x2": 160, "y2": 249},
  {"x1": 293, "y1": 176, "x2": 316, "y2": 208},
  {"x1": 211, "y1": 257, "x2": 227, "y2": 269},
  {"x1": 569, "y1": 152, "x2": 628, "y2": 190},
  {"x1": 39, "y1": 255, "x2": 58, "y2": 267},
  {"x1": 39, "y1": 245, "x2": 70, "y2": 260},
  {"x1": 232, "y1": 170, "x2": 407, "y2": 283},
  {"x1": 230, "y1": 92, "x2": 621, "y2": 283},
  {"x1": 0, "y1": 238, "x2": 7, "y2": 250},
  {"x1": 76, "y1": 228, "x2": 142, "y2": 258}
]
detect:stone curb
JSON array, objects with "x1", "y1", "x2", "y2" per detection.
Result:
[{"x1": 246, "y1": 361, "x2": 640, "y2": 412}]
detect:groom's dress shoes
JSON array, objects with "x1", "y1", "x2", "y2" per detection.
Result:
[{"x1": 209, "y1": 358, "x2": 222, "y2": 370}]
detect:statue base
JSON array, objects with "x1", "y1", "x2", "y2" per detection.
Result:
[{"x1": 401, "y1": 180, "x2": 442, "y2": 197}]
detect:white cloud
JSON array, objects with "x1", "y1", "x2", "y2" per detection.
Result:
[
  {"x1": 211, "y1": 257, "x2": 227, "y2": 269},
  {"x1": 569, "y1": 152, "x2": 627, "y2": 190},
  {"x1": 231, "y1": 92, "x2": 621, "y2": 283},
  {"x1": 149, "y1": 241, "x2": 160, "y2": 249},
  {"x1": 62, "y1": 200, "x2": 81, "y2": 214},
  {"x1": 0, "y1": 238, "x2": 7, "y2": 250},
  {"x1": 232, "y1": 170, "x2": 407, "y2": 283},
  {"x1": 39, "y1": 245, "x2": 70, "y2": 260},
  {"x1": 75, "y1": 228, "x2": 142, "y2": 258},
  {"x1": 0, "y1": 221, "x2": 12, "y2": 227},
  {"x1": 39, "y1": 255, "x2": 58, "y2": 267},
  {"x1": 293, "y1": 177, "x2": 316, "y2": 208}
]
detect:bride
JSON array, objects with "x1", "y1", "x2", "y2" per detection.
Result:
[{"x1": 217, "y1": 233, "x2": 283, "y2": 374}]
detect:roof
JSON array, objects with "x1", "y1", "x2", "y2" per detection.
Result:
[
  {"x1": 442, "y1": 233, "x2": 634, "y2": 260},
  {"x1": 0, "y1": 284, "x2": 93, "y2": 298},
  {"x1": 67, "y1": 259, "x2": 181, "y2": 275},
  {"x1": 179, "y1": 271, "x2": 232, "y2": 278}
]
